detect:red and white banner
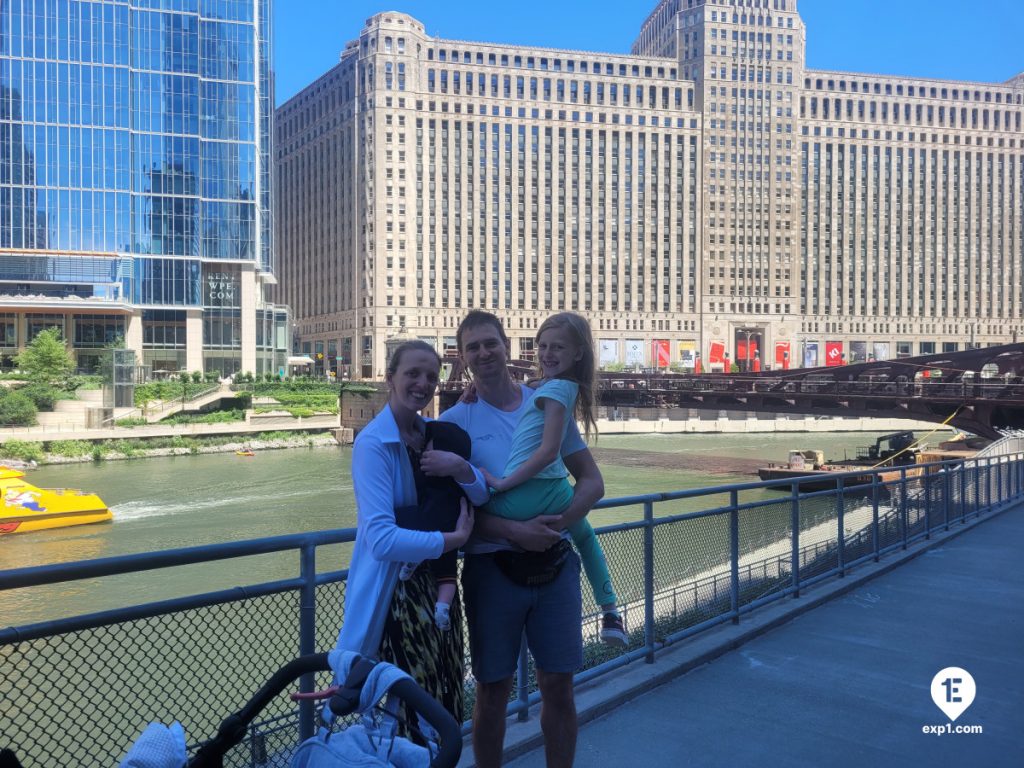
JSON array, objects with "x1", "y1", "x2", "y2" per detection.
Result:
[
  {"x1": 653, "y1": 339, "x2": 670, "y2": 368},
  {"x1": 825, "y1": 341, "x2": 844, "y2": 367}
]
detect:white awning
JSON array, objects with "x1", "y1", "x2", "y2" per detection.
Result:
[{"x1": 287, "y1": 356, "x2": 314, "y2": 366}]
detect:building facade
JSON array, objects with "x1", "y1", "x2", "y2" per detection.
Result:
[
  {"x1": 0, "y1": 0, "x2": 289, "y2": 377},
  {"x1": 274, "y1": 0, "x2": 1023, "y2": 378}
]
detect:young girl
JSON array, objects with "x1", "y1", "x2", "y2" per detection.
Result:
[{"x1": 478, "y1": 311, "x2": 627, "y2": 647}]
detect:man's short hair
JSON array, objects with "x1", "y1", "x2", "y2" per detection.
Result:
[{"x1": 456, "y1": 310, "x2": 509, "y2": 352}]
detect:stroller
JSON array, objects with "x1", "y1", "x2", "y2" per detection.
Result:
[
  {"x1": 185, "y1": 651, "x2": 462, "y2": 768},
  {"x1": 123, "y1": 564, "x2": 462, "y2": 768}
]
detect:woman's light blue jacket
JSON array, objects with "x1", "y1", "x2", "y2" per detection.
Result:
[{"x1": 336, "y1": 404, "x2": 488, "y2": 652}]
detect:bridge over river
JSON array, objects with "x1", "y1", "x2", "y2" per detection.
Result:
[{"x1": 441, "y1": 343, "x2": 1024, "y2": 439}]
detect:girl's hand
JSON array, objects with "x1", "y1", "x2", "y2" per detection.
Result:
[
  {"x1": 459, "y1": 381, "x2": 479, "y2": 403},
  {"x1": 420, "y1": 449, "x2": 465, "y2": 478},
  {"x1": 482, "y1": 468, "x2": 505, "y2": 493}
]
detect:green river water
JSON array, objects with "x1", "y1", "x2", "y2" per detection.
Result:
[{"x1": 0, "y1": 430, "x2": 917, "y2": 628}]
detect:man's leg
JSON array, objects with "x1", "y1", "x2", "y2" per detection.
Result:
[
  {"x1": 463, "y1": 554, "x2": 531, "y2": 767},
  {"x1": 524, "y1": 553, "x2": 583, "y2": 768},
  {"x1": 535, "y1": 668, "x2": 577, "y2": 768},
  {"x1": 472, "y1": 675, "x2": 515, "y2": 768}
]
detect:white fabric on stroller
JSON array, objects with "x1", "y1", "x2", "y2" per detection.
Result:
[
  {"x1": 118, "y1": 721, "x2": 187, "y2": 768},
  {"x1": 291, "y1": 650, "x2": 431, "y2": 768}
]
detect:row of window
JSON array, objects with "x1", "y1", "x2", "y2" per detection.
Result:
[
  {"x1": 423, "y1": 70, "x2": 693, "y2": 111},
  {"x1": 804, "y1": 96, "x2": 1022, "y2": 132},
  {"x1": 806, "y1": 77, "x2": 1022, "y2": 106},
  {"x1": 425, "y1": 48, "x2": 676, "y2": 81}
]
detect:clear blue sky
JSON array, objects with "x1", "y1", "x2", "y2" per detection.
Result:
[{"x1": 273, "y1": 0, "x2": 1024, "y2": 106}]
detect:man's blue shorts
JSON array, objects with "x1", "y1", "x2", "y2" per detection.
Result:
[{"x1": 462, "y1": 548, "x2": 583, "y2": 684}]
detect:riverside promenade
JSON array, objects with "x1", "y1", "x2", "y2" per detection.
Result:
[{"x1": 494, "y1": 505, "x2": 1024, "y2": 768}]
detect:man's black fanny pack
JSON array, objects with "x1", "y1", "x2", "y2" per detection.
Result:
[{"x1": 492, "y1": 539, "x2": 572, "y2": 587}]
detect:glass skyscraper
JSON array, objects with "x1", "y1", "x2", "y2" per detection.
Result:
[{"x1": 0, "y1": 0, "x2": 287, "y2": 376}]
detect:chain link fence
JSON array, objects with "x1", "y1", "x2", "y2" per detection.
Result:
[{"x1": 3, "y1": 446, "x2": 1022, "y2": 766}]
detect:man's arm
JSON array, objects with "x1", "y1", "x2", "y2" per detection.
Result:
[
  {"x1": 474, "y1": 512, "x2": 563, "y2": 551},
  {"x1": 476, "y1": 446, "x2": 604, "y2": 548},
  {"x1": 551, "y1": 447, "x2": 605, "y2": 530}
]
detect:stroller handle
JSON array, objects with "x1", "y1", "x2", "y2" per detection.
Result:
[
  {"x1": 187, "y1": 653, "x2": 462, "y2": 768},
  {"x1": 330, "y1": 672, "x2": 462, "y2": 768}
]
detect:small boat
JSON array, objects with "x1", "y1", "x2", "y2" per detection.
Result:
[
  {"x1": 235, "y1": 450, "x2": 255, "y2": 457},
  {"x1": 0, "y1": 466, "x2": 111, "y2": 535},
  {"x1": 758, "y1": 432, "x2": 923, "y2": 492}
]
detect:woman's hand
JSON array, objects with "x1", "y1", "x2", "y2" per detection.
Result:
[
  {"x1": 442, "y1": 498, "x2": 475, "y2": 552},
  {"x1": 420, "y1": 449, "x2": 467, "y2": 479}
]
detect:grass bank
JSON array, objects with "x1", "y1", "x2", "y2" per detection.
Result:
[{"x1": 0, "y1": 431, "x2": 340, "y2": 465}]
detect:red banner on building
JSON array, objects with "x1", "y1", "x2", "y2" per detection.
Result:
[
  {"x1": 737, "y1": 339, "x2": 759, "y2": 361},
  {"x1": 775, "y1": 342, "x2": 791, "y2": 369},
  {"x1": 825, "y1": 341, "x2": 844, "y2": 366},
  {"x1": 708, "y1": 340, "x2": 725, "y2": 364},
  {"x1": 653, "y1": 339, "x2": 670, "y2": 368}
]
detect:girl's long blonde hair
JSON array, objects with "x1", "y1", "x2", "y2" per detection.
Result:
[{"x1": 536, "y1": 312, "x2": 598, "y2": 441}]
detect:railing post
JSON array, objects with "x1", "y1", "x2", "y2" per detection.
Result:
[
  {"x1": 997, "y1": 456, "x2": 1004, "y2": 506},
  {"x1": 943, "y1": 465, "x2": 951, "y2": 531},
  {"x1": 836, "y1": 477, "x2": 845, "y2": 577},
  {"x1": 973, "y1": 460, "x2": 981, "y2": 516},
  {"x1": 899, "y1": 466, "x2": 909, "y2": 549},
  {"x1": 298, "y1": 543, "x2": 317, "y2": 741},
  {"x1": 644, "y1": 500, "x2": 656, "y2": 663},
  {"x1": 960, "y1": 462, "x2": 968, "y2": 521},
  {"x1": 730, "y1": 490, "x2": 740, "y2": 624},
  {"x1": 516, "y1": 634, "x2": 529, "y2": 721},
  {"x1": 923, "y1": 466, "x2": 932, "y2": 539},
  {"x1": 790, "y1": 483, "x2": 800, "y2": 598},
  {"x1": 871, "y1": 473, "x2": 880, "y2": 562}
]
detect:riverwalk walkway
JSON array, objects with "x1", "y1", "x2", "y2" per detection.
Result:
[{"x1": 490, "y1": 504, "x2": 1024, "y2": 768}]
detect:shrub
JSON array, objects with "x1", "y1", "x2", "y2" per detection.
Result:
[
  {"x1": 91, "y1": 444, "x2": 106, "y2": 462},
  {"x1": 16, "y1": 383, "x2": 62, "y2": 410},
  {"x1": 47, "y1": 440, "x2": 93, "y2": 458},
  {"x1": 0, "y1": 392, "x2": 38, "y2": 426},
  {"x1": 0, "y1": 439, "x2": 45, "y2": 463},
  {"x1": 74, "y1": 375, "x2": 104, "y2": 390},
  {"x1": 115, "y1": 417, "x2": 148, "y2": 427},
  {"x1": 191, "y1": 371, "x2": 203, "y2": 384},
  {"x1": 161, "y1": 409, "x2": 246, "y2": 425}
]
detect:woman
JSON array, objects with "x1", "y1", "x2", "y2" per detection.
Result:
[{"x1": 336, "y1": 339, "x2": 486, "y2": 724}]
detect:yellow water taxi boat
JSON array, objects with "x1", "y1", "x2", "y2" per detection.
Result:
[{"x1": 0, "y1": 466, "x2": 111, "y2": 535}]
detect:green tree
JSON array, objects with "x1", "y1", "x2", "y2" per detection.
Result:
[{"x1": 15, "y1": 328, "x2": 75, "y2": 387}]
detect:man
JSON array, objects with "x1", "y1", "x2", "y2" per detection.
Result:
[{"x1": 440, "y1": 310, "x2": 604, "y2": 768}]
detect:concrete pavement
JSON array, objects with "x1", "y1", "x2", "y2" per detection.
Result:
[{"x1": 489, "y1": 506, "x2": 1024, "y2": 768}]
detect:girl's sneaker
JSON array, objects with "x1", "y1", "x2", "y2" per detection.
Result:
[{"x1": 600, "y1": 612, "x2": 628, "y2": 647}]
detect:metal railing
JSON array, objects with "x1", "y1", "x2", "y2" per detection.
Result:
[{"x1": 2, "y1": 446, "x2": 1022, "y2": 766}]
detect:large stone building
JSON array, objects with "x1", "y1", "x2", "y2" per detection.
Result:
[
  {"x1": 0, "y1": 0, "x2": 289, "y2": 376},
  {"x1": 274, "y1": 0, "x2": 1023, "y2": 378}
]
